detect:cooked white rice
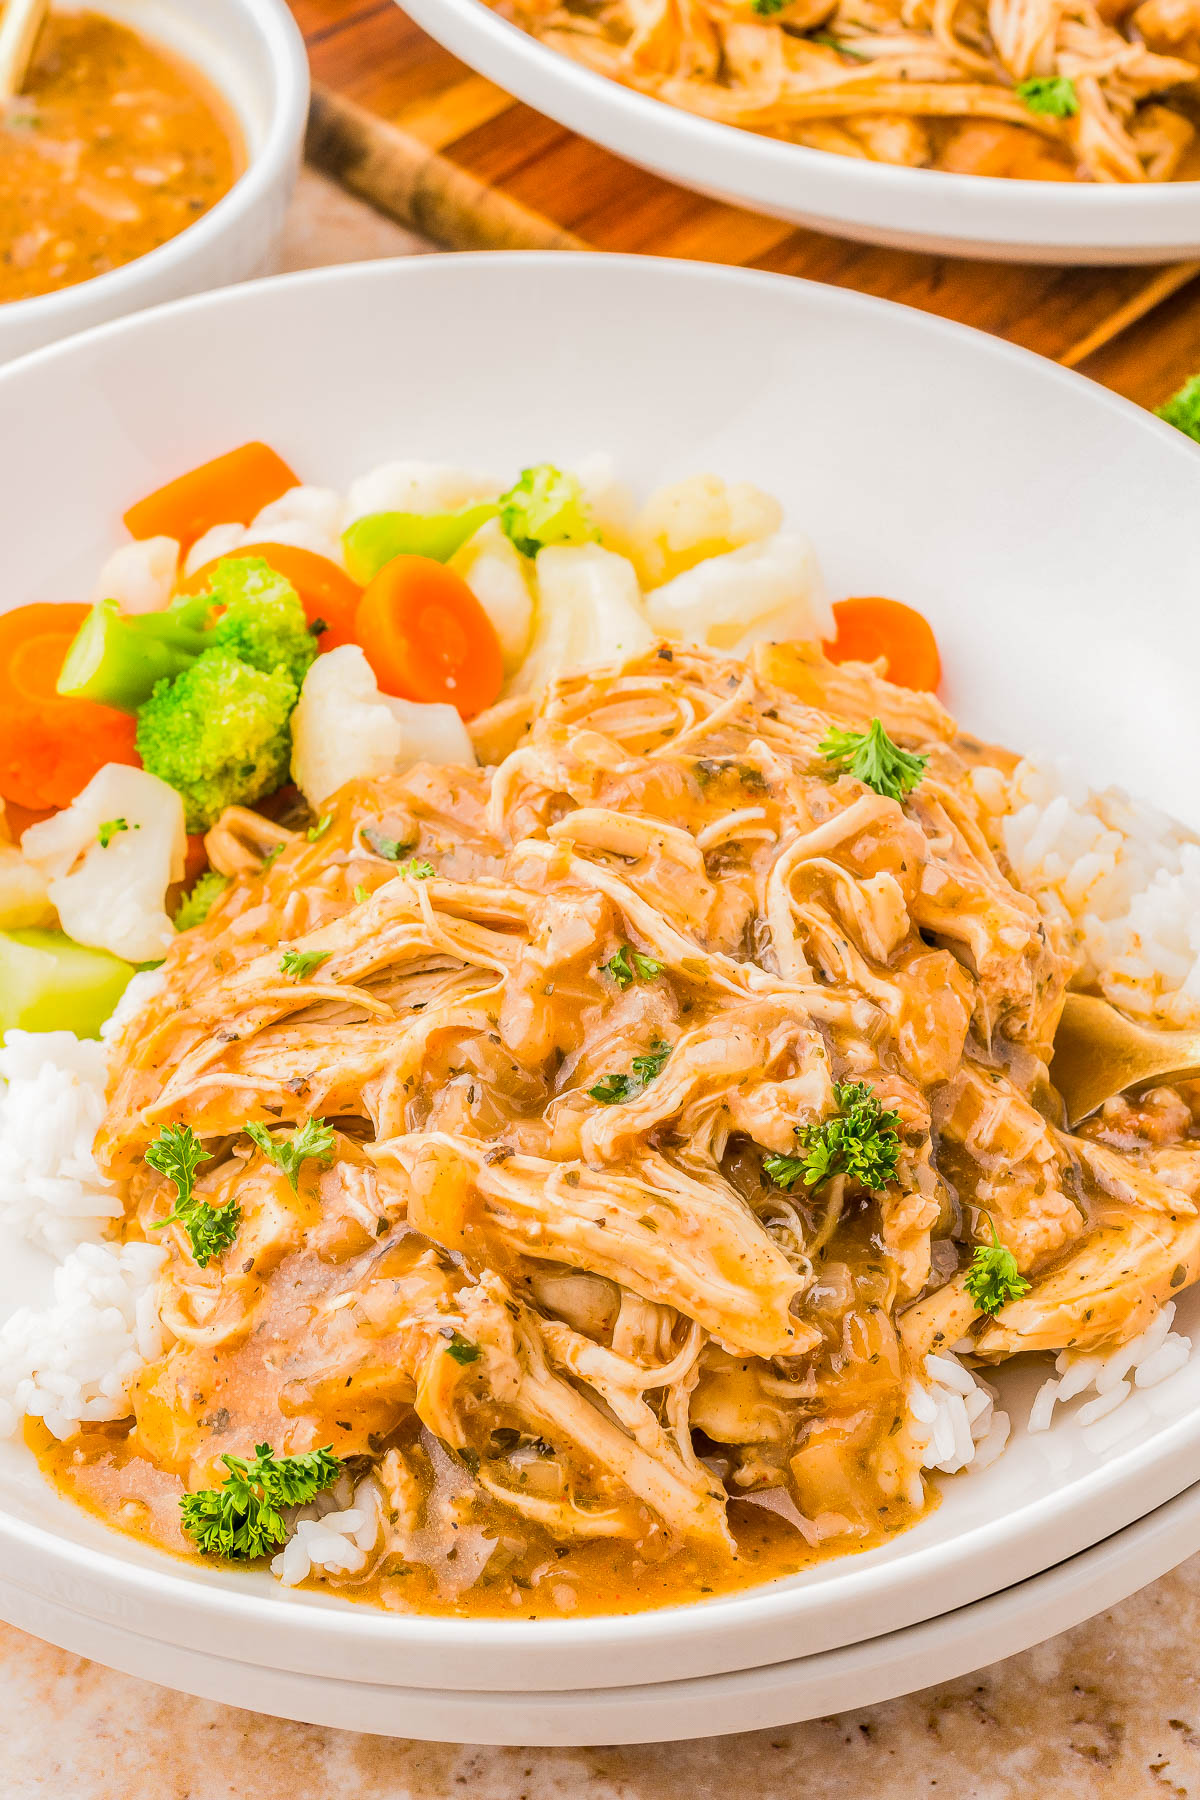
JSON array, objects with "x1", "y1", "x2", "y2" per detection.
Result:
[
  {"x1": 974, "y1": 756, "x2": 1200, "y2": 1028},
  {"x1": 0, "y1": 1239, "x2": 167, "y2": 1440},
  {"x1": 1028, "y1": 1301, "x2": 1193, "y2": 1437},
  {"x1": 0, "y1": 1032, "x2": 119, "y2": 1259},
  {"x1": 909, "y1": 1351, "x2": 1011, "y2": 1484},
  {"x1": 271, "y1": 1473, "x2": 381, "y2": 1586}
]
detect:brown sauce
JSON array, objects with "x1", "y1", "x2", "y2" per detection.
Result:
[
  {"x1": 36, "y1": 1419, "x2": 929, "y2": 1617},
  {"x1": 0, "y1": 10, "x2": 242, "y2": 306}
]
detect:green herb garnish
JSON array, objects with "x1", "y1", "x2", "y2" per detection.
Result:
[
  {"x1": 964, "y1": 1213, "x2": 1031, "y2": 1316},
  {"x1": 1015, "y1": 74, "x2": 1078, "y2": 117},
  {"x1": 361, "y1": 825, "x2": 415, "y2": 861},
  {"x1": 395, "y1": 857, "x2": 435, "y2": 880},
  {"x1": 279, "y1": 948, "x2": 331, "y2": 979},
  {"x1": 589, "y1": 1038, "x2": 672, "y2": 1105},
  {"x1": 146, "y1": 1123, "x2": 240, "y2": 1268},
  {"x1": 244, "y1": 1117, "x2": 336, "y2": 1191},
  {"x1": 307, "y1": 813, "x2": 332, "y2": 842},
  {"x1": 820, "y1": 717, "x2": 928, "y2": 802},
  {"x1": 446, "y1": 1333, "x2": 482, "y2": 1365},
  {"x1": 809, "y1": 28, "x2": 871, "y2": 55},
  {"x1": 603, "y1": 945, "x2": 663, "y2": 990},
  {"x1": 353, "y1": 884, "x2": 369, "y2": 904},
  {"x1": 764, "y1": 1081, "x2": 901, "y2": 1192},
  {"x1": 1157, "y1": 373, "x2": 1200, "y2": 444},
  {"x1": 180, "y1": 1443, "x2": 341, "y2": 1560}
]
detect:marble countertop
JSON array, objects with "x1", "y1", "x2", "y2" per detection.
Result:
[{"x1": 9, "y1": 170, "x2": 1200, "y2": 1800}]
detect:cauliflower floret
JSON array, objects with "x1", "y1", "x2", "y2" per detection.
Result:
[
  {"x1": 631, "y1": 475, "x2": 783, "y2": 588},
  {"x1": 21, "y1": 766, "x2": 186, "y2": 962},
  {"x1": 291, "y1": 645, "x2": 475, "y2": 809},
  {"x1": 450, "y1": 519, "x2": 535, "y2": 673},
  {"x1": 91, "y1": 537, "x2": 179, "y2": 614},
  {"x1": 344, "y1": 462, "x2": 498, "y2": 526},
  {"x1": 575, "y1": 452, "x2": 636, "y2": 558},
  {"x1": 248, "y1": 485, "x2": 348, "y2": 564},
  {"x1": 645, "y1": 532, "x2": 831, "y2": 657},
  {"x1": 515, "y1": 544, "x2": 655, "y2": 695},
  {"x1": 184, "y1": 523, "x2": 244, "y2": 577}
]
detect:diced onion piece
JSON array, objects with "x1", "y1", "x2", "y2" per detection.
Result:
[
  {"x1": 631, "y1": 475, "x2": 783, "y2": 589},
  {"x1": 450, "y1": 518, "x2": 535, "y2": 673},
  {"x1": 183, "y1": 523, "x2": 243, "y2": 578},
  {"x1": 21, "y1": 764, "x2": 186, "y2": 961},
  {"x1": 344, "y1": 462, "x2": 498, "y2": 526},
  {"x1": 645, "y1": 532, "x2": 831, "y2": 656},
  {"x1": 516, "y1": 544, "x2": 655, "y2": 694},
  {"x1": 290, "y1": 644, "x2": 475, "y2": 809},
  {"x1": 91, "y1": 537, "x2": 180, "y2": 615}
]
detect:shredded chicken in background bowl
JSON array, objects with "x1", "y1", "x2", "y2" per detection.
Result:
[
  {"x1": 488, "y1": 0, "x2": 1200, "y2": 182},
  {"x1": 5, "y1": 449, "x2": 1200, "y2": 1618}
]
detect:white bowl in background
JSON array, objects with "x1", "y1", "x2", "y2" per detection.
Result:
[
  {"x1": 399, "y1": 0, "x2": 1200, "y2": 264},
  {"x1": 0, "y1": 0, "x2": 309, "y2": 365},
  {"x1": 2, "y1": 254, "x2": 1200, "y2": 1727}
]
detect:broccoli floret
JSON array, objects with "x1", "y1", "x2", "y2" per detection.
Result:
[
  {"x1": 206, "y1": 558, "x2": 318, "y2": 689},
  {"x1": 173, "y1": 870, "x2": 231, "y2": 932},
  {"x1": 137, "y1": 651, "x2": 297, "y2": 832},
  {"x1": 57, "y1": 592, "x2": 214, "y2": 713},
  {"x1": 1156, "y1": 374, "x2": 1200, "y2": 445},
  {"x1": 498, "y1": 465, "x2": 596, "y2": 559},
  {"x1": 58, "y1": 558, "x2": 317, "y2": 713}
]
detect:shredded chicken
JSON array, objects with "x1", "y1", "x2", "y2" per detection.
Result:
[
  {"x1": 491, "y1": 0, "x2": 1200, "y2": 181},
  {"x1": 69, "y1": 640, "x2": 1200, "y2": 1616}
]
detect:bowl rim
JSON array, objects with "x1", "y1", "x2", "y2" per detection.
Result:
[
  {"x1": 400, "y1": 0, "x2": 1200, "y2": 251},
  {"x1": 3, "y1": 251, "x2": 1200, "y2": 1688},
  {"x1": 0, "y1": 0, "x2": 310, "y2": 333}
]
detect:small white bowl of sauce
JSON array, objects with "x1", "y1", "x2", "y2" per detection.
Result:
[{"x1": 0, "y1": 0, "x2": 309, "y2": 364}]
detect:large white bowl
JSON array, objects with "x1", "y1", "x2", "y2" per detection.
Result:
[
  {"x1": 400, "y1": 0, "x2": 1200, "y2": 264},
  {"x1": 2, "y1": 254, "x2": 1200, "y2": 1722},
  {"x1": 0, "y1": 0, "x2": 309, "y2": 365}
]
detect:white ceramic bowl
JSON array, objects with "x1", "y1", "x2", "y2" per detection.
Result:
[
  {"x1": 3, "y1": 254, "x2": 1200, "y2": 1726},
  {"x1": 0, "y1": 0, "x2": 309, "y2": 365},
  {"x1": 400, "y1": 0, "x2": 1200, "y2": 264}
]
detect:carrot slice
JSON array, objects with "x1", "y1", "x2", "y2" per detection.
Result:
[
  {"x1": 0, "y1": 603, "x2": 139, "y2": 809},
  {"x1": 179, "y1": 541, "x2": 362, "y2": 651},
  {"x1": 0, "y1": 604, "x2": 91, "y2": 706},
  {"x1": 0, "y1": 699, "x2": 138, "y2": 811},
  {"x1": 823, "y1": 596, "x2": 941, "y2": 693},
  {"x1": 354, "y1": 555, "x2": 503, "y2": 719},
  {"x1": 124, "y1": 442, "x2": 298, "y2": 552}
]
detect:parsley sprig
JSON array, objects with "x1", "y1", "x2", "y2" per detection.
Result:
[
  {"x1": 180, "y1": 1443, "x2": 341, "y2": 1560},
  {"x1": 964, "y1": 1213, "x2": 1031, "y2": 1316},
  {"x1": 589, "y1": 1039, "x2": 672, "y2": 1105},
  {"x1": 395, "y1": 857, "x2": 435, "y2": 880},
  {"x1": 146, "y1": 1123, "x2": 240, "y2": 1268},
  {"x1": 244, "y1": 1118, "x2": 336, "y2": 1191},
  {"x1": 603, "y1": 944, "x2": 663, "y2": 990},
  {"x1": 280, "y1": 948, "x2": 331, "y2": 979},
  {"x1": 763, "y1": 1081, "x2": 902, "y2": 1192},
  {"x1": 820, "y1": 717, "x2": 928, "y2": 802},
  {"x1": 1015, "y1": 74, "x2": 1078, "y2": 117}
]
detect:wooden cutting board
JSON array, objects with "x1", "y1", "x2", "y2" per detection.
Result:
[{"x1": 295, "y1": 0, "x2": 1200, "y2": 406}]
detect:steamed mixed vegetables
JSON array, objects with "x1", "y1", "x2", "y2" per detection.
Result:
[{"x1": 0, "y1": 437, "x2": 941, "y2": 1037}]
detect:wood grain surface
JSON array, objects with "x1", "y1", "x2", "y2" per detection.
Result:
[{"x1": 295, "y1": 0, "x2": 1200, "y2": 405}]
